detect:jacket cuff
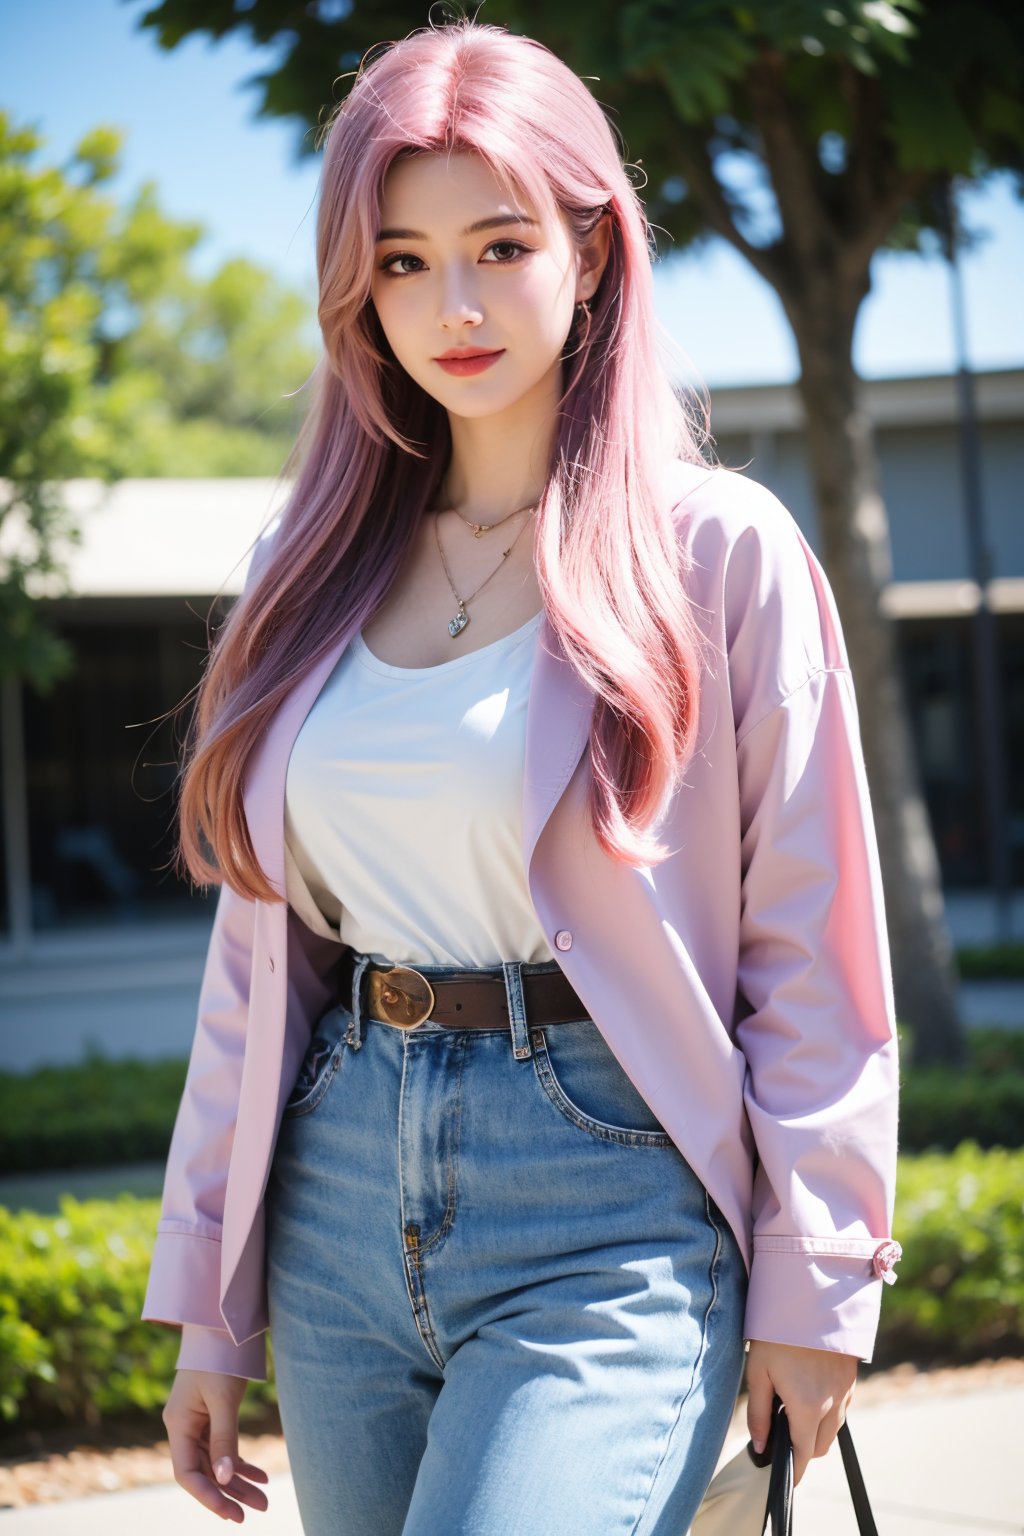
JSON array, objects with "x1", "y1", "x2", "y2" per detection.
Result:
[
  {"x1": 176, "y1": 1323, "x2": 267, "y2": 1382},
  {"x1": 142, "y1": 1227, "x2": 226, "y2": 1331},
  {"x1": 742, "y1": 1243, "x2": 901, "y2": 1362}
]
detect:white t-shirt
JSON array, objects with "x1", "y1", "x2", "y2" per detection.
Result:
[{"x1": 284, "y1": 609, "x2": 555, "y2": 967}]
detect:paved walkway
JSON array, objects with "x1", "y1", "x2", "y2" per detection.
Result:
[{"x1": 3, "y1": 1383, "x2": 1021, "y2": 1534}]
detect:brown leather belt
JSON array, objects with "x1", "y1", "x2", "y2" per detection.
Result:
[{"x1": 338, "y1": 946, "x2": 590, "y2": 1032}]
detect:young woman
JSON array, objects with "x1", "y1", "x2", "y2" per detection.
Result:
[{"x1": 143, "y1": 18, "x2": 902, "y2": 1534}]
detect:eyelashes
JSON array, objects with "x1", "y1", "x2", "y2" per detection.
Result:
[{"x1": 378, "y1": 240, "x2": 533, "y2": 278}]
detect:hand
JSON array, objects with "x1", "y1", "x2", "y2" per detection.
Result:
[
  {"x1": 163, "y1": 1368, "x2": 270, "y2": 1522},
  {"x1": 745, "y1": 1339, "x2": 859, "y2": 1486}
]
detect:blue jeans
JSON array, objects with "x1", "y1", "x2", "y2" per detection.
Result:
[{"x1": 265, "y1": 957, "x2": 748, "y2": 1535}]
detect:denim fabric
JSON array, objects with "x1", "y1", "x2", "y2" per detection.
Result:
[{"x1": 265, "y1": 957, "x2": 748, "y2": 1536}]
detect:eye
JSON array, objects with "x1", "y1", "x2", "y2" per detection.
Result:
[
  {"x1": 379, "y1": 252, "x2": 426, "y2": 277},
  {"x1": 377, "y1": 240, "x2": 532, "y2": 278},
  {"x1": 480, "y1": 240, "x2": 531, "y2": 263}
]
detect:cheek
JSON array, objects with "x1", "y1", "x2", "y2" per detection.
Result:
[
  {"x1": 369, "y1": 284, "x2": 417, "y2": 352},
  {"x1": 512, "y1": 263, "x2": 574, "y2": 338}
]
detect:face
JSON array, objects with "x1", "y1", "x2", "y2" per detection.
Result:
[{"x1": 369, "y1": 150, "x2": 593, "y2": 421}]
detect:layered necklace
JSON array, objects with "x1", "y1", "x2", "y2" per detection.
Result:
[{"x1": 433, "y1": 499, "x2": 538, "y2": 638}]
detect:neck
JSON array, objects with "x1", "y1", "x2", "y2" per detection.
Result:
[{"x1": 437, "y1": 360, "x2": 560, "y2": 518}]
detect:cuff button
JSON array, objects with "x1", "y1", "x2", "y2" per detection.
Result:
[{"x1": 872, "y1": 1239, "x2": 902, "y2": 1284}]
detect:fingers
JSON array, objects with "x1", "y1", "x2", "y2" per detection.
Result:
[
  {"x1": 781, "y1": 1391, "x2": 854, "y2": 1485},
  {"x1": 786, "y1": 1400, "x2": 826, "y2": 1485},
  {"x1": 744, "y1": 1353, "x2": 775, "y2": 1455},
  {"x1": 744, "y1": 1341, "x2": 858, "y2": 1485},
  {"x1": 163, "y1": 1373, "x2": 270, "y2": 1523},
  {"x1": 200, "y1": 1443, "x2": 272, "y2": 1515}
]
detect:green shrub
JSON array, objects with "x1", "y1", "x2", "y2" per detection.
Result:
[
  {"x1": 955, "y1": 942, "x2": 1024, "y2": 980},
  {"x1": 879, "y1": 1142, "x2": 1024, "y2": 1365},
  {"x1": 3, "y1": 1026, "x2": 1021, "y2": 1178},
  {"x1": 898, "y1": 1070, "x2": 1024, "y2": 1151},
  {"x1": 0, "y1": 1195, "x2": 276, "y2": 1434},
  {"x1": 896, "y1": 1026, "x2": 1024, "y2": 1152},
  {"x1": 0, "y1": 1055, "x2": 187, "y2": 1174},
  {"x1": 1, "y1": 1144, "x2": 1021, "y2": 1435}
]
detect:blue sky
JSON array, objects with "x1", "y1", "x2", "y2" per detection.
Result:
[{"x1": 5, "y1": 0, "x2": 1023, "y2": 387}]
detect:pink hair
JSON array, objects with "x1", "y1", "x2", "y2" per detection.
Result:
[{"x1": 177, "y1": 17, "x2": 711, "y2": 900}]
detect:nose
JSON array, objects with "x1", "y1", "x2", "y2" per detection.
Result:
[{"x1": 437, "y1": 263, "x2": 484, "y2": 331}]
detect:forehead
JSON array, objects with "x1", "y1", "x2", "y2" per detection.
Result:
[{"x1": 378, "y1": 149, "x2": 550, "y2": 229}]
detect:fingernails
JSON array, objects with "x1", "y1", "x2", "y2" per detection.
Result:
[
  {"x1": 215, "y1": 1457, "x2": 233, "y2": 1484},
  {"x1": 752, "y1": 1437, "x2": 766, "y2": 1454}
]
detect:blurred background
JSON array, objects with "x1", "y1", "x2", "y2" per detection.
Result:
[{"x1": 0, "y1": 3, "x2": 1021, "y2": 1527}]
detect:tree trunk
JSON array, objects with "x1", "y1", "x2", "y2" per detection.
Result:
[{"x1": 785, "y1": 289, "x2": 966, "y2": 1068}]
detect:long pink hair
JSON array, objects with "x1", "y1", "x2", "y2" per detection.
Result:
[{"x1": 177, "y1": 17, "x2": 711, "y2": 901}]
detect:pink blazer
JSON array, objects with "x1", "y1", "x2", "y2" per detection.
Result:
[{"x1": 142, "y1": 459, "x2": 902, "y2": 1381}]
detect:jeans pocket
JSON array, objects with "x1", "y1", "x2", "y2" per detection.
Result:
[
  {"x1": 282, "y1": 1010, "x2": 347, "y2": 1120},
  {"x1": 530, "y1": 1019, "x2": 676, "y2": 1147}
]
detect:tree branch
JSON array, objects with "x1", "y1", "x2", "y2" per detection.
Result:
[
  {"x1": 674, "y1": 132, "x2": 786, "y2": 291},
  {"x1": 839, "y1": 58, "x2": 879, "y2": 238},
  {"x1": 844, "y1": 166, "x2": 932, "y2": 277},
  {"x1": 745, "y1": 50, "x2": 832, "y2": 273}
]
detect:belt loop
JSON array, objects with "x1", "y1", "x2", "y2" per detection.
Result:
[
  {"x1": 502, "y1": 959, "x2": 532, "y2": 1061},
  {"x1": 345, "y1": 952, "x2": 371, "y2": 1051}
]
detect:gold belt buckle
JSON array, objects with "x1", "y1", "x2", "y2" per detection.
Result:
[{"x1": 369, "y1": 965, "x2": 436, "y2": 1030}]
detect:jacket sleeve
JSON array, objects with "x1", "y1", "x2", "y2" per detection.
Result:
[
  {"x1": 734, "y1": 667, "x2": 901, "y2": 1361},
  {"x1": 141, "y1": 531, "x2": 279, "y2": 1383},
  {"x1": 141, "y1": 879, "x2": 268, "y2": 1379},
  {"x1": 725, "y1": 489, "x2": 902, "y2": 1362}
]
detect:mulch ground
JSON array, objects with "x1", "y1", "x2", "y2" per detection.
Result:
[{"x1": 2, "y1": 1357, "x2": 1023, "y2": 1509}]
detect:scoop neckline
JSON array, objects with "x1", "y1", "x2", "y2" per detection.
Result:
[{"x1": 351, "y1": 608, "x2": 545, "y2": 677}]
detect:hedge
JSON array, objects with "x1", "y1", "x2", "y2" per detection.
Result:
[
  {"x1": 0, "y1": 1054, "x2": 186, "y2": 1174},
  {"x1": 0, "y1": 1194, "x2": 277, "y2": 1434},
  {"x1": 1, "y1": 1143, "x2": 1021, "y2": 1436},
  {"x1": 2, "y1": 1027, "x2": 1021, "y2": 1177},
  {"x1": 955, "y1": 942, "x2": 1024, "y2": 980},
  {"x1": 872, "y1": 1142, "x2": 1024, "y2": 1365}
]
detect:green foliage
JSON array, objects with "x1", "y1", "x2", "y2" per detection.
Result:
[
  {"x1": 896, "y1": 1025, "x2": 1024, "y2": 1152},
  {"x1": 619, "y1": 0, "x2": 920, "y2": 122},
  {"x1": 880, "y1": 1142, "x2": 1024, "y2": 1364},
  {"x1": 0, "y1": 1054, "x2": 187, "y2": 1174},
  {"x1": 956, "y1": 943, "x2": 1024, "y2": 980},
  {"x1": 128, "y1": 0, "x2": 1024, "y2": 265},
  {"x1": 5, "y1": 1021, "x2": 1019, "y2": 1180},
  {"x1": 0, "y1": 110, "x2": 317, "y2": 688},
  {"x1": 899, "y1": 1068, "x2": 1024, "y2": 1153},
  {"x1": 1, "y1": 1145, "x2": 1020, "y2": 1433},
  {"x1": 0, "y1": 1195, "x2": 276, "y2": 1432}
]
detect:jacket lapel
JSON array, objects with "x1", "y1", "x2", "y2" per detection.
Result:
[
  {"x1": 522, "y1": 615, "x2": 595, "y2": 882},
  {"x1": 241, "y1": 623, "x2": 359, "y2": 899}
]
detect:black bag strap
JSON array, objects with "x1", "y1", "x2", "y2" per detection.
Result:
[{"x1": 759, "y1": 1392, "x2": 879, "y2": 1535}]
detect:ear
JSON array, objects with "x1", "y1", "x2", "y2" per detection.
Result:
[{"x1": 576, "y1": 212, "x2": 612, "y2": 304}]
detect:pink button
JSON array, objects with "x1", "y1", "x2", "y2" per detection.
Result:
[
  {"x1": 554, "y1": 929, "x2": 573, "y2": 951},
  {"x1": 872, "y1": 1239, "x2": 902, "y2": 1285}
]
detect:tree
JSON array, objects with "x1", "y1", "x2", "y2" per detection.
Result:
[
  {"x1": 127, "y1": 0, "x2": 1024, "y2": 1064},
  {"x1": 0, "y1": 111, "x2": 317, "y2": 691}
]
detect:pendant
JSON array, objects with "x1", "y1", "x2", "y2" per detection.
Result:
[{"x1": 448, "y1": 606, "x2": 469, "y2": 637}]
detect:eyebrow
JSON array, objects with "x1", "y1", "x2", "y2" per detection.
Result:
[{"x1": 375, "y1": 213, "x2": 540, "y2": 241}]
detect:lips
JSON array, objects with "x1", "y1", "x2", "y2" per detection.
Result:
[{"x1": 434, "y1": 349, "x2": 505, "y2": 377}]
